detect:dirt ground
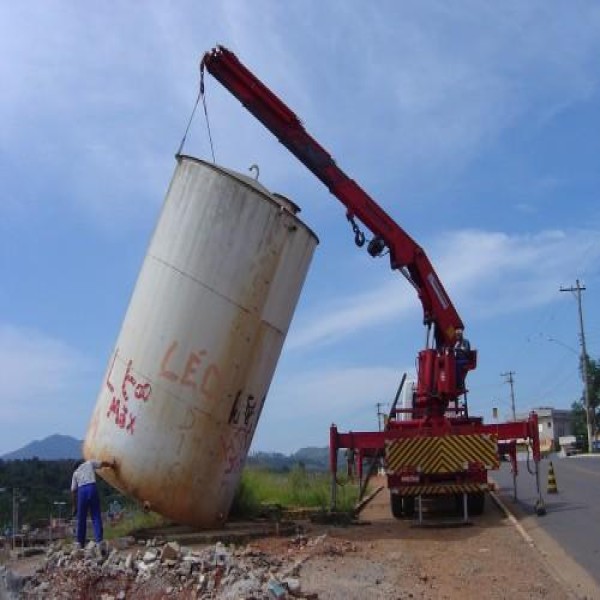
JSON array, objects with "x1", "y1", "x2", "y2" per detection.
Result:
[
  {"x1": 248, "y1": 482, "x2": 598, "y2": 600},
  {"x1": 3, "y1": 479, "x2": 599, "y2": 599}
]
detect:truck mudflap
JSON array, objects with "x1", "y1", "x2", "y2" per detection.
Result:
[{"x1": 385, "y1": 433, "x2": 499, "y2": 474}]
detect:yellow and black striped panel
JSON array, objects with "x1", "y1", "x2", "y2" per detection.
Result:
[
  {"x1": 392, "y1": 483, "x2": 489, "y2": 496},
  {"x1": 385, "y1": 434, "x2": 499, "y2": 474}
]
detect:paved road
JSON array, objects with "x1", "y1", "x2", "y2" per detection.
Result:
[{"x1": 492, "y1": 453, "x2": 600, "y2": 585}]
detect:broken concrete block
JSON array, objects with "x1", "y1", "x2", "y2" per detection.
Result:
[
  {"x1": 161, "y1": 541, "x2": 181, "y2": 562},
  {"x1": 267, "y1": 578, "x2": 287, "y2": 599},
  {"x1": 143, "y1": 550, "x2": 158, "y2": 563},
  {"x1": 284, "y1": 577, "x2": 301, "y2": 593}
]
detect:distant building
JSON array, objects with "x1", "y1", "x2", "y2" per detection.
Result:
[{"x1": 516, "y1": 407, "x2": 574, "y2": 452}]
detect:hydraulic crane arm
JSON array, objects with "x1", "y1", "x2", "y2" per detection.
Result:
[{"x1": 201, "y1": 45, "x2": 463, "y2": 348}]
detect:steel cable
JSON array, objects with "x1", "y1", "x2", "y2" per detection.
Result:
[{"x1": 176, "y1": 64, "x2": 216, "y2": 163}]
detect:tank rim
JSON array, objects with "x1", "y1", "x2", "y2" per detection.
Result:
[{"x1": 175, "y1": 154, "x2": 319, "y2": 244}]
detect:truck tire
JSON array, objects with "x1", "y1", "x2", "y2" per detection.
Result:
[
  {"x1": 467, "y1": 492, "x2": 485, "y2": 515},
  {"x1": 390, "y1": 494, "x2": 416, "y2": 518},
  {"x1": 390, "y1": 492, "x2": 403, "y2": 519},
  {"x1": 402, "y1": 496, "x2": 415, "y2": 517}
]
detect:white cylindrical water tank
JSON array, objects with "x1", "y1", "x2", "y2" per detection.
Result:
[{"x1": 84, "y1": 155, "x2": 318, "y2": 527}]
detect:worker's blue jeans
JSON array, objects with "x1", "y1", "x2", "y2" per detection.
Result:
[{"x1": 76, "y1": 483, "x2": 103, "y2": 546}]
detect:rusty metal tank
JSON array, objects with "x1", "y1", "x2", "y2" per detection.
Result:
[{"x1": 83, "y1": 155, "x2": 318, "y2": 527}]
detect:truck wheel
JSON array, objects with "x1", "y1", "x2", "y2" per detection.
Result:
[
  {"x1": 454, "y1": 493, "x2": 466, "y2": 515},
  {"x1": 402, "y1": 496, "x2": 415, "y2": 517},
  {"x1": 467, "y1": 492, "x2": 485, "y2": 515},
  {"x1": 390, "y1": 492, "x2": 403, "y2": 519}
]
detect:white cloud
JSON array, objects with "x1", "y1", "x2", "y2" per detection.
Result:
[
  {"x1": 435, "y1": 229, "x2": 600, "y2": 317},
  {"x1": 0, "y1": 4, "x2": 209, "y2": 227},
  {"x1": 281, "y1": 2, "x2": 600, "y2": 185},
  {"x1": 253, "y1": 364, "x2": 414, "y2": 453},
  {"x1": 0, "y1": 324, "x2": 94, "y2": 453},
  {"x1": 2, "y1": 3, "x2": 600, "y2": 226},
  {"x1": 1, "y1": 2, "x2": 599, "y2": 457},
  {"x1": 287, "y1": 279, "x2": 418, "y2": 350},
  {"x1": 287, "y1": 227, "x2": 600, "y2": 349},
  {"x1": 515, "y1": 203, "x2": 537, "y2": 214}
]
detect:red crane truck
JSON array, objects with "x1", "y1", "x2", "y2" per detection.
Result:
[{"x1": 200, "y1": 45, "x2": 545, "y2": 520}]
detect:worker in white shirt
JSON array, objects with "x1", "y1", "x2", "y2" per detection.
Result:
[{"x1": 71, "y1": 458, "x2": 117, "y2": 547}]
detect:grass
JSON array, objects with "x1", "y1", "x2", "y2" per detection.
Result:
[
  {"x1": 102, "y1": 466, "x2": 362, "y2": 536},
  {"x1": 230, "y1": 465, "x2": 361, "y2": 518},
  {"x1": 104, "y1": 509, "x2": 166, "y2": 540}
]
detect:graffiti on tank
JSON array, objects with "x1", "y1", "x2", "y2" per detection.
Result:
[
  {"x1": 244, "y1": 395, "x2": 257, "y2": 426},
  {"x1": 159, "y1": 340, "x2": 221, "y2": 403},
  {"x1": 222, "y1": 392, "x2": 265, "y2": 474},
  {"x1": 220, "y1": 432, "x2": 247, "y2": 475},
  {"x1": 228, "y1": 391, "x2": 261, "y2": 427},
  {"x1": 227, "y1": 390, "x2": 243, "y2": 425},
  {"x1": 105, "y1": 350, "x2": 152, "y2": 435}
]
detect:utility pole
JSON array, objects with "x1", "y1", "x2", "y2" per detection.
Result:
[
  {"x1": 501, "y1": 371, "x2": 517, "y2": 421},
  {"x1": 12, "y1": 488, "x2": 18, "y2": 551},
  {"x1": 376, "y1": 402, "x2": 385, "y2": 432},
  {"x1": 561, "y1": 279, "x2": 593, "y2": 453}
]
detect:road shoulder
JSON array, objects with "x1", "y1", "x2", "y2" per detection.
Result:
[{"x1": 493, "y1": 488, "x2": 599, "y2": 599}]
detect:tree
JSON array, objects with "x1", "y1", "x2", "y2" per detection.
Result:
[
  {"x1": 0, "y1": 459, "x2": 126, "y2": 527},
  {"x1": 571, "y1": 400, "x2": 588, "y2": 441},
  {"x1": 572, "y1": 355, "x2": 600, "y2": 447}
]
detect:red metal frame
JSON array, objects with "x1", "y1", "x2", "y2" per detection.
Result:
[
  {"x1": 329, "y1": 412, "x2": 541, "y2": 494},
  {"x1": 331, "y1": 412, "x2": 540, "y2": 462},
  {"x1": 330, "y1": 411, "x2": 540, "y2": 495}
]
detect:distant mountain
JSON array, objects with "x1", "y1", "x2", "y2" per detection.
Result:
[
  {"x1": 1, "y1": 434, "x2": 83, "y2": 460},
  {"x1": 1, "y1": 436, "x2": 332, "y2": 468},
  {"x1": 292, "y1": 447, "x2": 331, "y2": 470},
  {"x1": 246, "y1": 446, "x2": 342, "y2": 472}
]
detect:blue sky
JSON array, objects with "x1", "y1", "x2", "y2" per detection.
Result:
[{"x1": 1, "y1": 1, "x2": 600, "y2": 455}]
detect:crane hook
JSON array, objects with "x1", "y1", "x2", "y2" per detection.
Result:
[
  {"x1": 346, "y1": 213, "x2": 365, "y2": 247},
  {"x1": 249, "y1": 164, "x2": 260, "y2": 180}
]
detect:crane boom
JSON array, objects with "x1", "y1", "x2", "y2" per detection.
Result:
[
  {"x1": 199, "y1": 45, "x2": 546, "y2": 521},
  {"x1": 201, "y1": 45, "x2": 463, "y2": 349}
]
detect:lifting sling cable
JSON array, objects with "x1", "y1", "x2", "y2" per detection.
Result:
[{"x1": 177, "y1": 64, "x2": 216, "y2": 163}]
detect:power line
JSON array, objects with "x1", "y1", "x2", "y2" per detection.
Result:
[
  {"x1": 533, "y1": 353, "x2": 578, "y2": 398},
  {"x1": 512, "y1": 302, "x2": 566, "y2": 368},
  {"x1": 531, "y1": 371, "x2": 580, "y2": 407}
]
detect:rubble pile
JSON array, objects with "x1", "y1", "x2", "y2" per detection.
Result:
[{"x1": 15, "y1": 534, "x2": 343, "y2": 599}]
